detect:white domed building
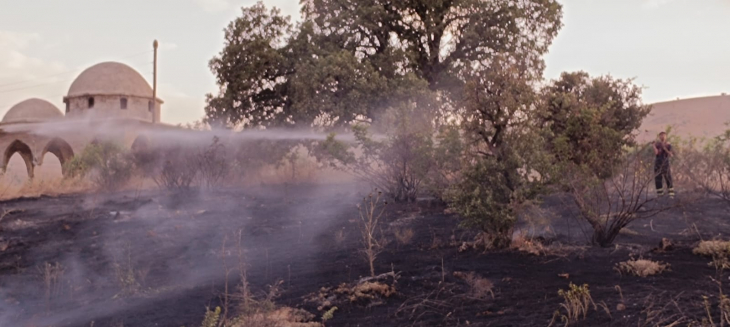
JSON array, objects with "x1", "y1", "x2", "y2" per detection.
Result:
[
  {"x1": 64, "y1": 62, "x2": 162, "y2": 122},
  {"x1": 0, "y1": 60, "x2": 172, "y2": 179},
  {"x1": 2, "y1": 98, "x2": 64, "y2": 124}
]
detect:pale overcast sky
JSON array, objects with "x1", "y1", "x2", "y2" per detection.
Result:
[{"x1": 0, "y1": 0, "x2": 728, "y2": 125}]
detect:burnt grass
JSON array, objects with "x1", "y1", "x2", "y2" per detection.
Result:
[{"x1": 1, "y1": 183, "x2": 730, "y2": 326}]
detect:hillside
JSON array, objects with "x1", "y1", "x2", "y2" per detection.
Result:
[{"x1": 638, "y1": 94, "x2": 730, "y2": 142}]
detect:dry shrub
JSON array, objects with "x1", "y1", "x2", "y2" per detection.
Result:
[
  {"x1": 694, "y1": 240, "x2": 730, "y2": 271},
  {"x1": 566, "y1": 148, "x2": 681, "y2": 247},
  {"x1": 197, "y1": 136, "x2": 232, "y2": 188},
  {"x1": 333, "y1": 229, "x2": 345, "y2": 246},
  {"x1": 394, "y1": 228, "x2": 414, "y2": 246},
  {"x1": 152, "y1": 146, "x2": 200, "y2": 190},
  {"x1": 348, "y1": 281, "x2": 397, "y2": 303},
  {"x1": 112, "y1": 245, "x2": 149, "y2": 298},
  {"x1": 453, "y1": 271, "x2": 494, "y2": 299},
  {"x1": 458, "y1": 232, "x2": 493, "y2": 253},
  {"x1": 694, "y1": 240, "x2": 730, "y2": 257},
  {"x1": 615, "y1": 258, "x2": 670, "y2": 277},
  {"x1": 0, "y1": 178, "x2": 90, "y2": 200},
  {"x1": 37, "y1": 261, "x2": 65, "y2": 311},
  {"x1": 357, "y1": 191, "x2": 388, "y2": 277},
  {"x1": 229, "y1": 279, "x2": 323, "y2": 327},
  {"x1": 306, "y1": 272, "x2": 398, "y2": 311},
  {"x1": 511, "y1": 232, "x2": 546, "y2": 256},
  {"x1": 229, "y1": 307, "x2": 321, "y2": 327}
]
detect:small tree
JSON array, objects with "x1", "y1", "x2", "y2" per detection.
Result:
[
  {"x1": 567, "y1": 147, "x2": 676, "y2": 246},
  {"x1": 358, "y1": 191, "x2": 388, "y2": 277},
  {"x1": 539, "y1": 71, "x2": 652, "y2": 179},
  {"x1": 446, "y1": 57, "x2": 548, "y2": 248},
  {"x1": 425, "y1": 124, "x2": 465, "y2": 201},
  {"x1": 682, "y1": 134, "x2": 730, "y2": 205},
  {"x1": 197, "y1": 136, "x2": 232, "y2": 188}
]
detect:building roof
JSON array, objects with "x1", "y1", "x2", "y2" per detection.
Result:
[
  {"x1": 67, "y1": 62, "x2": 153, "y2": 98},
  {"x1": 2, "y1": 98, "x2": 64, "y2": 123}
]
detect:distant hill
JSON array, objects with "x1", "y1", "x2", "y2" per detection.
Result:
[{"x1": 638, "y1": 94, "x2": 730, "y2": 143}]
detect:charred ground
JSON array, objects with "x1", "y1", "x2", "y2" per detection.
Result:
[{"x1": 0, "y1": 185, "x2": 728, "y2": 326}]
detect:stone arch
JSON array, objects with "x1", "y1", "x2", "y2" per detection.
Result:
[
  {"x1": 131, "y1": 134, "x2": 150, "y2": 153},
  {"x1": 3, "y1": 140, "x2": 34, "y2": 179},
  {"x1": 41, "y1": 137, "x2": 75, "y2": 176}
]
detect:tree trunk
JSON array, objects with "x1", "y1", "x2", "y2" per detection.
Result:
[{"x1": 592, "y1": 225, "x2": 619, "y2": 247}]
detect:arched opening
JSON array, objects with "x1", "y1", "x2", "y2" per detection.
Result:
[
  {"x1": 88, "y1": 97, "x2": 95, "y2": 109},
  {"x1": 35, "y1": 152, "x2": 63, "y2": 181},
  {"x1": 41, "y1": 137, "x2": 74, "y2": 177},
  {"x1": 3, "y1": 140, "x2": 34, "y2": 179},
  {"x1": 131, "y1": 135, "x2": 150, "y2": 153}
]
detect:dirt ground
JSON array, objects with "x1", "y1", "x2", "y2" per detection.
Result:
[{"x1": 1, "y1": 183, "x2": 730, "y2": 327}]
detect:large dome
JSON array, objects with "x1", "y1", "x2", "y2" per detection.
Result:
[
  {"x1": 67, "y1": 62, "x2": 152, "y2": 98},
  {"x1": 2, "y1": 98, "x2": 63, "y2": 123}
]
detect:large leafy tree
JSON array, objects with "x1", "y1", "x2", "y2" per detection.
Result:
[
  {"x1": 205, "y1": 3, "x2": 293, "y2": 128},
  {"x1": 302, "y1": 0, "x2": 562, "y2": 90},
  {"x1": 205, "y1": 0, "x2": 563, "y2": 128}
]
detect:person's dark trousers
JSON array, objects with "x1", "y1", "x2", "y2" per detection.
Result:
[{"x1": 654, "y1": 159, "x2": 674, "y2": 196}]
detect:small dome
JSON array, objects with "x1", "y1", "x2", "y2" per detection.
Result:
[
  {"x1": 67, "y1": 62, "x2": 152, "y2": 98},
  {"x1": 2, "y1": 98, "x2": 63, "y2": 123}
]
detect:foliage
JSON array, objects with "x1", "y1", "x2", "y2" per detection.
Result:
[
  {"x1": 424, "y1": 123, "x2": 465, "y2": 200},
  {"x1": 63, "y1": 141, "x2": 133, "y2": 191},
  {"x1": 205, "y1": 0, "x2": 564, "y2": 128},
  {"x1": 446, "y1": 58, "x2": 548, "y2": 248},
  {"x1": 551, "y1": 283, "x2": 596, "y2": 327},
  {"x1": 681, "y1": 133, "x2": 730, "y2": 204},
  {"x1": 200, "y1": 306, "x2": 221, "y2": 327},
  {"x1": 230, "y1": 139, "x2": 296, "y2": 183},
  {"x1": 538, "y1": 72, "x2": 662, "y2": 247},
  {"x1": 197, "y1": 136, "x2": 232, "y2": 188},
  {"x1": 447, "y1": 159, "x2": 520, "y2": 248},
  {"x1": 302, "y1": 0, "x2": 563, "y2": 92},
  {"x1": 322, "y1": 306, "x2": 338, "y2": 322},
  {"x1": 314, "y1": 103, "x2": 436, "y2": 202},
  {"x1": 205, "y1": 2, "x2": 292, "y2": 128},
  {"x1": 539, "y1": 71, "x2": 652, "y2": 180}
]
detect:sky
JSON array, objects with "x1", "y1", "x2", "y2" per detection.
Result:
[{"x1": 0, "y1": 0, "x2": 728, "y2": 125}]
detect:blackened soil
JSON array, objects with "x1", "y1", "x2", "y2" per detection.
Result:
[{"x1": 1, "y1": 185, "x2": 729, "y2": 327}]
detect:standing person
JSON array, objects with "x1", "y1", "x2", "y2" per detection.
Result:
[{"x1": 654, "y1": 132, "x2": 674, "y2": 198}]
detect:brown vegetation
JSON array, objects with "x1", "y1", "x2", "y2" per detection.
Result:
[
  {"x1": 615, "y1": 258, "x2": 670, "y2": 277},
  {"x1": 357, "y1": 191, "x2": 388, "y2": 277}
]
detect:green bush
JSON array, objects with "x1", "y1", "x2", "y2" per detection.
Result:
[
  {"x1": 64, "y1": 141, "x2": 133, "y2": 191},
  {"x1": 446, "y1": 157, "x2": 521, "y2": 249}
]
